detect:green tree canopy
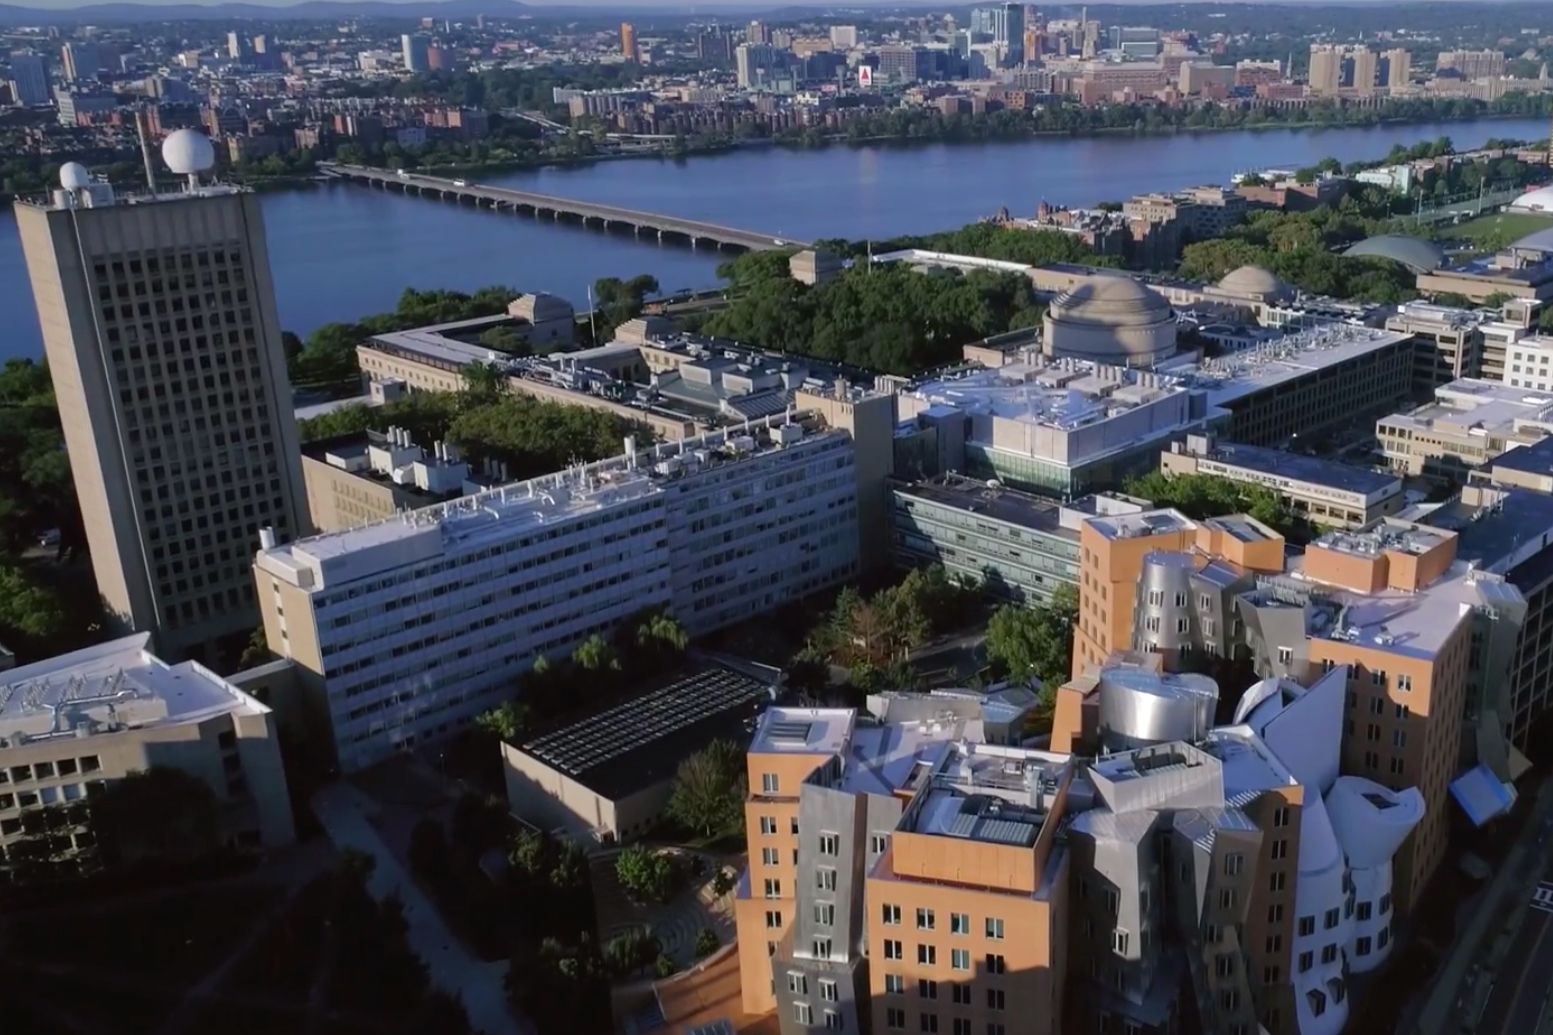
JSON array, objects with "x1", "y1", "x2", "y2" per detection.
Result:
[
  {"x1": 666, "y1": 739, "x2": 747, "y2": 838},
  {"x1": 985, "y1": 584, "x2": 1078, "y2": 693}
]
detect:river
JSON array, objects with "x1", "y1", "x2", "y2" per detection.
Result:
[{"x1": 1, "y1": 116, "x2": 1548, "y2": 362}]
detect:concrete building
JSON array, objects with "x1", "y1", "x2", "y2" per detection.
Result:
[
  {"x1": 1416, "y1": 244, "x2": 1553, "y2": 304},
  {"x1": 1382, "y1": 48, "x2": 1412, "y2": 89},
  {"x1": 501, "y1": 664, "x2": 769, "y2": 843},
  {"x1": 1504, "y1": 335, "x2": 1553, "y2": 392},
  {"x1": 254, "y1": 417, "x2": 863, "y2": 771},
  {"x1": 897, "y1": 354, "x2": 1206, "y2": 498},
  {"x1": 888, "y1": 476, "x2": 1136, "y2": 604},
  {"x1": 1385, "y1": 300, "x2": 1489, "y2": 392},
  {"x1": 60, "y1": 42, "x2": 99, "y2": 83},
  {"x1": 301, "y1": 427, "x2": 474, "y2": 533},
  {"x1": 1477, "y1": 433, "x2": 1553, "y2": 494},
  {"x1": 8, "y1": 51, "x2": 49, "y2": 107},
  {"x1": 401, "y1": 34, "x2": 430, "y2": 73},
  {"x1": 15, "y1": 141, "x2": 308, "y2": 660},
  {"x1": 1435, "y1": 49, "x2": 1507, "y2": 79},
  {"x1": 789, "y1": 249, "x2": 844, "y2": 286},
  {"x1": 1377, "y1": 378, "x2": 1553, "y2": 481},
  {"x1": 1307, "y1": 45, "x2": 1342, "y2": 96},
  {"x1": 0, "y1": 633, "x2": 294, "y2": 885},
  {"x1": 620, "y1": 22, "x2": 639, "y2": 63},
  {"x1": 1160, "y1": 434, "x2": 1404, "y2": 529}
]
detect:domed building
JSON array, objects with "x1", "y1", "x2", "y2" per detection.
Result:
[
  {"x1": 1213, "y1": 264, "x2": 1297, "y2": 305},
  {"x1": 1342, "y1": 235, "x2": 1447, "y2": 274},
  {"x1": 1509, "y1": 184, "x2": 1553, "y2": 214},
  {"x1": 1043, "y1": 273, "x2": 1177, "y2": 366}
]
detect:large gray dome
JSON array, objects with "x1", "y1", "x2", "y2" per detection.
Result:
[
  {"x1": 1044, "y1": 274, "x2": 1176, "y2": 365},
  {"x1": 1216, "y1": 265, "x2": 1296, "y2": 303},
  {"x1": 1343, "y1": 235, "x2": 1446, "y2": 274}
]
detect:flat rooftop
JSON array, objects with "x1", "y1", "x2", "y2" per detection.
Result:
[
  {"x1": 517, "y1": 666, "x2": 769, "y2": 800},
  {"x1": 1203, "y1": 513, "x2": 1278, "y2": 544},
  {"x1": 904, "y1": 356, "x2": 1193, "y2": 434},
  {"x1": 750, "y1": 706, "x2": 854, "y2": 758},
  {"x1": 1382, "y1": 378, "x2": 1553, "y2": 436},
  {"x1": 367, "y1": 314, "x2": 516, "y2": 371},
  {"x1": 1312, "y1": 521, "x2": 1451, "y2": 560},
  {"x1": 892, "y1": 476, "x2": 1073, "y2": 538},
  {"x1": 1168, "y1": 325, "x2": 1414, "y2": 407},
  {"x1": 1289, "y1": 556, "x2": 1497, "y2": 660},
  {"x1": 1420, "y1": 489, "x2": 1553, "y2": 575},
  {"x1": 0, "y1": 633, "x2": 267, "y2": 742},
  {"x1": 1191, "y1": 441, "x2": 1400, "y2": 497},
  {"x1": 1087, "y1": 507, "x2": 1195, "y2": 541},
  {"x1": 257, "y1": 417, "x2": 835, "y2": 590}
]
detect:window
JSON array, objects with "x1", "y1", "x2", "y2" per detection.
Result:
[
  {"x1": 986, "y1": 953, "x2": 1006, "y2": 975},
  {"x1": 1324, "y1": 908, "x2": 1340, "y2": 930},
  {"x1": 760, "y1": 816, "x2": 777, "y2": 835},
  {"x1": 762, "y1": 773, "x2": 780, "y2": 794},
  {"x1": 985, "y1": 917, "x2": 1005, "y2": 940},
  {"x1": 1298, "y1": 916, "x2": 1315, "y2": 937},
  {"x1": 825, "y1": 1011, "x2": 843, "y2": 1031},
  {"x1": 986, "y1": 989, "x2": 1006, "y2": 1010},
  {"x1": 817, "y1": 867, "x2": 837, "y2": 891},
  {"x1": 886, "y1": 974, "x2": 905, "y2": 994},
  {"x1": 882, "y1": 904, "x2": 902, "y2": 926},
  {"x1": 1273, "y1": 805, "x2": 1290, "y2": 827},
  {"x1": 1298, "y1": 951, "x2": 1313, "y2": 974},
  {"x1": 1380, "y1": 893, "x2": 1392, "y2": 914},
  {"x1": 1277, "y1": 646, "x2": 1294, "y2": 666},
  {"x1": 886, "y1": 1007, "x2": 906, "y2": 1030},
  {"x1": 917, "y1": 944, "x2": 936, "y2": 965},
  {"x1": 819, "y1": 832, "x2": 840, "y2": 856},
  {"x1": 1224, "y1": 852, "x2": 1244, "y2": 876},
  {"x1": 814, "y1": 903, "x2": 835, "y2": 926},
  {"x1": 1269, "y1": 872, "x2": 1286, "y2": 893},
  {"x1": 951, "y1": 948, "x2": 970, "y2": 971},
  {"x1": 1356, "y1": 936, "x2": 1372, "y2": 956},
  {"x1": 763, "y1": 879, "x2": 781, "y2": 898},
  {"x1": 1264, "y1": 964, "x2": 1282, "y2": 984},
  {"x1": 1267, "y1": 904, "x2": 1284, "y2": 924},
  {"x1": 1321, "y1": 944, "x2": 1338, "y2": 964},
  {"x1": 765, "y1": 910, "x2": 783, "y2": 928},
  {"x1": 813, "y1": 937, "x2": 832, "y2": 960},
  {"x1": 916, "y1": 908, "x2": 936, "y2": 930},
  {"x1": 884, "y1": 939, "x2": 903, "y2": 960},
  {"x1": 1271, "y1": 839, "x2": 1288, "y2": 861},
  {"x1": 871, "y1": 833, "x2": 890, "y2": 855},
  {"x1": 952, "y1": 985, "x2": 972, "y2": 1005},
  {"x1": 951, "y1": 912, "x2": 970, "y2": 935},
  {"x1": 1113, "y1": 930, "x2": 1130, "y2": 954},
  {"x1": 788, "y1": 973, "x2": 808, "y2": 995},
  {"x1": 919, "y1": 1014, "x2": 938, "y2": 1033},
  {"x1": 1378, "y1": 928, "x2": 1390, "y2": 949},
  {"x1": 1307, "y1": 989, "x2": 1327, "y2": 1018},
  {"x1": 762, "y1": 847, "x2": 779, "y2": 865},
  {"x1": 1265, "y1": 934, "x2": 1282, "y2": 954},
  {"x1": 1357, "y1": 901, "x2": 1373, "y2": 921},
  {"x1": 952, "y1": 1020, "x2": 972, "y2": 1035},
  {"x1": 1397, "y1": 674, "x2": 1412, "y2": 692},
  {"x1": 794, "y1": 1003, "x2": 812, "y2": 1026},
  {"x1": 1215, "y1": 953, "x2": 1234, "y2": 978},
  {"x1": 1219, "y1": 888, "x2": 1236, "y2": 910},
  {"x1": 918, "y1": 979, "x2": 937, "y2": 999}
]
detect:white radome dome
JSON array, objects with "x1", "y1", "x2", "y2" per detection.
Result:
[
  {"x1": 161, "y1": 129, "x2": 216, "y2": 176},
  {"x1": 59, "y1": 162, "x2": 91, "y2": 191},
  {"x1": 1510, "y1": 184, "x2": 1553, "y2": 215}
]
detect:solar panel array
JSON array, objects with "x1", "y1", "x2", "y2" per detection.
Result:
[
  {"x1": 523, "y1": 667, "x2": 766, "y2": 778},
  {"x1": 766, "y1": 719, "x2": 814, "y2": 745}
]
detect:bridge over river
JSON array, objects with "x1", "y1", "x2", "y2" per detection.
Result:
[{"x1": 319, "y1": 163, "x2": 807, "y2": 252}]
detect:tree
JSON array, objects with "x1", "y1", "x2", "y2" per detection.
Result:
[
  {"x1": 93, "y1": 767, "x2": 221, "y2": 866},
  {"x1": 636, "y1": 611, "x2": 689, "y2": 655},
  {"x1": 460, "y1": 360, "x2": 510, "y2": 403},
  {"x1": 666, "y1": 739, "x2": 747, "y2": 838},
  {"x1": 694, "y1": 927, "x2": 720, "y2": 958},
  {"x1": 0, "y1": 565, "x2": 66, "y2": 643},
  {"x1": 614, "y1": 844, "x2": 676, "y2": 903},
  {"x1": 475, "y1": 700, "x2": 530, "y2": 742},
  {"x1": 572, "y1": 633, "x2": 620, "y2": 673},
  {"x1": 985, "y1": 584, "x2": 1078, "y2": 692},
  {"x1": 237, "y1": 624, "x2": 272, "y2": 670},
  {"x1": 605, "y1": 929, "x2": 662, "y2": 977},
  {"x1": 592, "y1": 274, "x2": 659, "y2": 341}
]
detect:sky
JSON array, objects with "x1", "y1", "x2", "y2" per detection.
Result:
[{"x1": 0, "y1": 0, "x2": 1451, "y2": 9}]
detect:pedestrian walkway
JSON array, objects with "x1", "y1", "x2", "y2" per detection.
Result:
[{"x1": 313, "y1": 783, "x2": 527, "y2": 1035}]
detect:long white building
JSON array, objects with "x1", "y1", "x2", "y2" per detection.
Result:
[{"x1": 254, "y1": 417, "x2": 860, "y2": 771}]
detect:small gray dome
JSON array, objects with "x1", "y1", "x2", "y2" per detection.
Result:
[
  {"x1": 1343, "y1": 235, "x2": 1446, "y2": 274},
  {"x1": 1216, "y1": 265, "x2": 1295, "y2": 303}
]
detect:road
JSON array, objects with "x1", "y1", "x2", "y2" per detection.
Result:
[
  {"x1": 1476, "y1": 825, "x2": 1553, "y2": 1034},
  {"x1": 312, "y1": 783, "x2": 528, "y2": 1035}
]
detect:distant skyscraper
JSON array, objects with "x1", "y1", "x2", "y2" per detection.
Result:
[
  {"x1": 735, "y1": 42, "x2": 779, "y2": 89},
  {"x1": 14, "y1": 135, "x2": 309, "y2": 660},
  {"x1": 1308, "y1": 43, "x2": 1342, "y2": 96},
  {"x1": 8, "y1": 51, "x2": 49, "y2": 107},
  {"x1": 1436, "y1": 48, "x2": 1507, "y2": 79},
  {"x1": 697, "y1": 29, "x2": 733, "y2": 67},
  {"x1": 1381, "y1": 47, "x2": 1412, "y2": 89},
  {"x1": 746, "y1": 19, "x2": 770, "y2": 44},
  {"x1": 60, "y1": 42, "x2": 100, "y2": 83},
  {"x1": 401, "y1": 33, "x2": 430, "y2": 73},
  {"x1": 226, "y1": 31, "x2": 250, "y2": 61},
  {"x1": 829, "y1": 24, "x2": 858, "y2": 49},
  {"x1": 998, "y1": 2, "x2": 1025, "y2": 64},
  {"x1": 251, "y1": 34, "x2": 269, "y2": 55},
  {"x1": 1350, "y1": 46, "x2": 1378, "y2": 95},
  {"x1": 620, "y1": 22, "x2": 638, "y2": 62}
]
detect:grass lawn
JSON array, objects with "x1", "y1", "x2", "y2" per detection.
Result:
[{"x1": 1448, "y1": 210, "x2": 1553, "y2": 250}]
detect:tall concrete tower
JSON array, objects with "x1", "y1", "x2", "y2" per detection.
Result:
[{"x1": 14, "y1": 132, "x2": 308, "y2": 661}]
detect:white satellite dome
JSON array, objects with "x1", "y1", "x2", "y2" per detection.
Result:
[
  {"x1": 161, "y1": 129, "x2": 216, "y2": 176},
  {"x1": 59, "y1": 162, "x2": 92, "y2": 191},
  {"x1": 1510, "y1": 184, "x2": 1553, "y2": 215}
]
